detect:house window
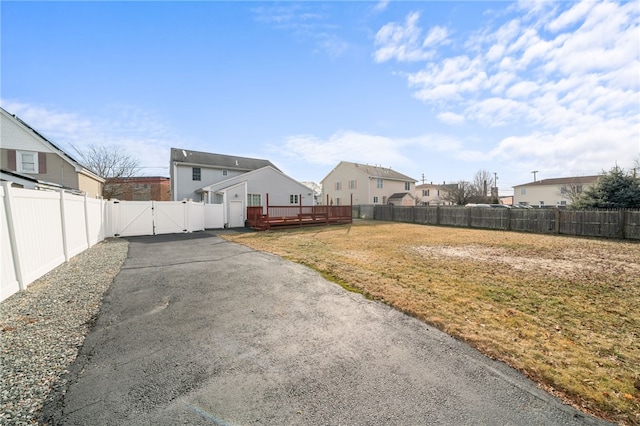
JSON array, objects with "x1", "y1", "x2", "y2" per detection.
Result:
[
  {"x1": 422, "y1": 189, "x2": 429, "y2": 196},
  {"x1": 520, "y1": 188, "x2": 526, "y2": 195},
  {"x1": 373, "y1": 196, "x2": 379, "y2": 203},
  {"x1": 335, "y1": 181, "x2": 342, "y2": 191},
  {"x1": 560, "y1": 186, "x2": 567, "y2": 194},
  {"x1": 576, "y1": 185, "x2": 583, "y2": 193},
  {"x1": 336, "y1": 198, "x2": 341, "y2": 206},
  {"x1": 17, "y1": 151, "x2": 38, "y2": 173},
  {"x1": 404, "y1": 182, "x2": 410, "y2": 191},
  {"x1": 560, "y1": 201, "x2": 567, "y2": 206},
  {"x1": 223, "y1": 169, "x2": 228, "y2": 176},
  {"x1": 290, "y1": 194, "x2": 299, "y2": 204},
  {"x1": 192, "y1": 167, "x2": 201, "y2": 181},
  {"x1": 247, "y1": 193, "x2": 261, "y2": 206},
  {"x1": 539, "y1": 201, "x2": 544, "y2": 206},
  {"x1": 376, "y1": 178, "x2": 383, "y2": 188},
  {"x1": 437, "y1": 190, "x2": 440, "y2": 196},
  {"x1": 349, "y1": 180, "x2": 356, "y2": 190}
]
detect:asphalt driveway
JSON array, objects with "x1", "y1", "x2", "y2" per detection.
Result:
[{"x1": 41, "y1": 231, "x2": 610, "y2": 425}]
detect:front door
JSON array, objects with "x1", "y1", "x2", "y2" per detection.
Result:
[{"x1": 229, "y1": 200, "x2": 244, "y2": 228}]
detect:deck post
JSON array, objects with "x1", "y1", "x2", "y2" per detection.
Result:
[{"x1": 299, "y1": 194, "x2": 303, "y2": 227}]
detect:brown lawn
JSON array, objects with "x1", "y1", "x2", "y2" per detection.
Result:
[{"x1": 222, "y1": 220, "x2": 640, "y2": 425}]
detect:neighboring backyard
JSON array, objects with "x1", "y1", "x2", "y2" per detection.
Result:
[{"x1": 223, "y1": 220, "x2": 640, "y2": 425}]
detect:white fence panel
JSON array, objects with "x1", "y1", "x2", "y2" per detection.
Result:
[
  {"x1": 1, "y1": 186, "x2": 19, "y2": 302},
  {"x1": 154, "y1": 201, "x2": 187, "y2": 235},
  {"x1": 62, "y1": 192, "x2": 89, "y2": 259},
  {"x1": 8, "y1": 187, "x2": 65, "y2": 288},
  {"x1": 86, "y1": 197, "x2": 106, "y2": 245},
  {"x1": 112, "y1": 201, "x2": 154, "y2": 237},
  {"x1": 188, "y1": 202, "x2": 205, "y2": 232},
  {"x1": 204, "y1": 204, "x2": 224, "y2": 229}
]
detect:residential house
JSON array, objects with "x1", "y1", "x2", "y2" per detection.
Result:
[
  {"x1": 387, "y1": 192, "x2": 415, "y2": 206},
  {"x1": 170, "y1": 148, "x2": 279, "y2": 202},
  {"x1": 0, "y1": 107, "x2": 104, "y2": 197},
  {"x1": 321, "y1": 161, "x2": 417, "y2": 206},
  {"x1": 513, "y1": 175, "x2": 600, "y2": 207},
  {"x1": 108, "y1": 176, "x2": 171, "y2": 201},
  {"x1": 170, "y1": 148, "x2": 312, "y2": 228},
  {"x1": 197, "y1": 166, "x2": 314, "y2": 228},
  {"x1": 415, "y1": 182, "x2": 457, "y2": 206}
]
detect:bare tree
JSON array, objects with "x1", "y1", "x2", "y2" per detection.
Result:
[
  {"x1": 556, "y1": 181, "x2": 585, "y2": 205},
  {"x1": 471, "y1": 169, "x2": 495, "y2": 202},
  {"x1": 74, "y1": 144, "x2": 141, "y2": 199},
  {"x1": 443, "y1": 181, "x2": 474, "y2": 205}
]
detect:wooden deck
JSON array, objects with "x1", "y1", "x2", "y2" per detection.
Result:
[{"x1": 246, "y1": 196, "x2": 352, "y2": 231}]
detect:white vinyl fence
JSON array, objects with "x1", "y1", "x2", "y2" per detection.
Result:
[{"x1": 1, "y1": 182, "x2": 222, "y2": 302}]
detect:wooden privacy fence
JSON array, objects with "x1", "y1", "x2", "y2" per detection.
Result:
[
  {"x1": 352, "y1": 205, "x2": 640, "y2": 240},
  {"x1": 247, "y1": 194, "x2": 352, "y2": 230}
]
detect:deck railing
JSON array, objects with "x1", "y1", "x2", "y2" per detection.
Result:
[{"x1": 247, "y1": 194, "x2": 352, "y2": 230}]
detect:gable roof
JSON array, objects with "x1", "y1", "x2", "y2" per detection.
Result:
[
  {"x1": 0, "y1": 107, "x2": 104, "y2": 182},
  {"x1": 388, "y1": 192, "x2": 414, "y2": 200},
  {"x1": 197, "y1": 165, "x2": 306, "y2": 193},
  {"x1": 513, "y1": 175, "x2": 600, "y2": 188},
  {"x1": 323, "y1": 161, "x2": 417, "y2": 183},
  {"x1": 170, "y1": 147, "x2": 280, "y2": 172}
]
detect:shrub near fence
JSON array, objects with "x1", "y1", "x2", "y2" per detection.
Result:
[{"x1": 353, "y1": 205, "x2": 640, "y2": 240}]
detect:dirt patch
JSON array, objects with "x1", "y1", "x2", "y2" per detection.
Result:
[{"x1": 410, "y1": 245, "x2": 640, "y2": 277}]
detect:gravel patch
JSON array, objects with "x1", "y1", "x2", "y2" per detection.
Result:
[{"x1": 0, "y1": 238, "x2": 128, "y2": 426}]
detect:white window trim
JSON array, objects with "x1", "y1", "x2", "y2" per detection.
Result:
[{"x1": 17, "y1": 150, "x2": 38, "y2": 173}]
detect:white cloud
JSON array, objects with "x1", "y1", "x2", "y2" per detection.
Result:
[
  {"x1": 505, "y1": 81, "x2": 538, "y2": 99},
  {"x1": 423, "y1": 26, "x2": 448, "y2": 47},
  {"x1": 372, "y1": 0, "x2": 390, "y2": 13},
  {"x1": 437, "y1": 112, "x2": 465, "y2": 125},
  {"x1": 373, "y1": 12, "x2": 437, "y2": 63},
  {"x1": 373, "y1": 0, "x2": 639, "y2": 174},
  {"x1": 546, "y1": 0, "x2": 595, "y2": 32}
]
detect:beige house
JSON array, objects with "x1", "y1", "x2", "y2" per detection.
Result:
[
  {"x1": 415, "y1": 182, "x2": 457, "y2": 206},
  {"x1": 0, "y1": 107, "x2": 104, "y2": 197},
  {"x1": 513, "y1": 175, "x2": 600, "y2": 207},
  {"x1": 321, "y1": 161, "x2": 416, "y2": 206}
]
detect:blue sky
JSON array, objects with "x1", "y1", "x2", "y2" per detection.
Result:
[{"x1": 2, "y1": 1, "x2": 638, "y2": 195}]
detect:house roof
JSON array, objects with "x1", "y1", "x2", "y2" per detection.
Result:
[
  {"x1": 0, "y1": 107, "x2": 104, "y2": 183},
  {"x1": 388, "y1": 192, "x2": 414, "y2": 200},
  {"x1": 322, "y1": 161, "x2": 416, "y2": 183},
  {"x1": 513, "y1": 175, "x2": 600, "y2": 188},
  {"x1": 196, "y1": 165, "x2": 307, "y2": 194},
  {"x1": 170, "y1": 147, "x2": 280, "y2": 172},
  {"x1": 416, "y1": 183, "x2": 458, "y2": 190}
]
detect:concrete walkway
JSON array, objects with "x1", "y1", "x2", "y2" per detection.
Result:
[{"x1": 42, "y1": 232, "x2": 610, "y2": 425}]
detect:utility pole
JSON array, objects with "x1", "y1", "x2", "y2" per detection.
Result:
[
  {"x1": 421, "y1": 173, "x2": 425, "y2": 184},
  {"x1": 531, "y1": 170, "x2": 539, "y2": 182}
]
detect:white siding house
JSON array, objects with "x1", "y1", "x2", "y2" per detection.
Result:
[
  {"x1": 170, "y1": 148, "x2": 279, "y2": 202},
  {"x1": 513, "y1": 175, "x2": 600, "y2": 207},
  {"x1": 321, "y1": 161, "x2": 417, "y2": 206},
  {"x1": 196, "y1": 166, "x2": 315, "y2": 228},
  {"x1": 1, "y1": 107, "x2": 104, "y2": 197}
]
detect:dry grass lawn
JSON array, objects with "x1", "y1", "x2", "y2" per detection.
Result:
[{"x1": 222, "y1": 220, "x2": 640, "y2": 425}]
